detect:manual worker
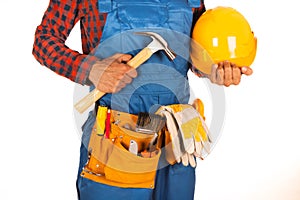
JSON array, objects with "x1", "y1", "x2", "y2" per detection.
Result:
[{"x1": 32, "y1": 0, "x2": 253, "y2": 199}]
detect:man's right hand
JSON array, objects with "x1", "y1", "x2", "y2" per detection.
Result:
[{"x1": 88, "y1": 53, "x2": 138, "y2": 93}]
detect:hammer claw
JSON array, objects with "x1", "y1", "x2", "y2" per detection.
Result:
[{"x1": 134, "y1": 31, "x2": 176, "y2": 60}]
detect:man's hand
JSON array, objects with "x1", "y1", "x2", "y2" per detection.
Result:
[
  {"x1": 88, "y1": 53, "x2": 138, "y2": 93},
  {"x1": 208, "y1": 61, "x2": 253, "y2": 87}
]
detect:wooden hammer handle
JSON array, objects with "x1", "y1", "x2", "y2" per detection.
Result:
[
  {"x1": 74, "y1": 47, "x2": 154, "y2": 113},
  {"x1": 74, "y1": 89, "x2": 104, "y2": 114},
  {"x1": 127, "y1": 47, "x2": 153, "y2": 68}
]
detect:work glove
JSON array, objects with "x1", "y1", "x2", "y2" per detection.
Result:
[{"x1": 156, "y1": 99, "x2": 213, "y2": 167}]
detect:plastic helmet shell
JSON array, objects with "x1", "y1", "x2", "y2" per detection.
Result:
[{"x1": 191, "y1": 6, "x2": 257, "y2": 74}]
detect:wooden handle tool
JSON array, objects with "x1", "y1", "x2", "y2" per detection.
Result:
[
  {"x1": 74, "y1": 47, "x2": 153, "y2": 113},
  {"x1": 74, "y1": 31, "x2": 176, "y2": 113}
]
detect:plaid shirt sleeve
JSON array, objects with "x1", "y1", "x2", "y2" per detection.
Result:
[
  {"x1": 32, "y1": 0, "x2": 99, "y2": 85},
  {"x1": 33, "y1": 0, "x2": 206, "y2": 82}
]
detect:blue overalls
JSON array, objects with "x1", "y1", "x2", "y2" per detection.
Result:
[{"x1": 77, "y1": 0, "x2": 201, "y2": 199}]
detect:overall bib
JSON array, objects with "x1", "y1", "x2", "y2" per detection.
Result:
[{"x1": 77, "y1": 0, "x2": 201, "y2": 199}]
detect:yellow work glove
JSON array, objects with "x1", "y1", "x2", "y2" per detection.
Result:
[
  {"x1": 158, "y1": 107, "x2": 184, "y2": 163},
  {"x1": 192, "y1": 98, "x2": 212, "y2": 158},
  {"x1": 156, "y1": 101, "x2": 212, "y2": 167}
]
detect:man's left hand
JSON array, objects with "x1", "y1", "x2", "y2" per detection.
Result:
[{"x1": 208, "y1": 61, "x2": 253, "y2": 87}]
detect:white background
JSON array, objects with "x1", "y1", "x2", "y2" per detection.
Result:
[{"x1": 1, "y1": 0, "x2": 300, "y2": 199}]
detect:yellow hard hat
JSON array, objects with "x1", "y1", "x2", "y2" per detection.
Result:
[{"x1": 191, "y1": 6, "x2": 257, "y2": 74}]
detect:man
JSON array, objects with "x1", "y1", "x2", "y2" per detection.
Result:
[{"x1": 32, "y1": 0, "x2": 253, "y2": 199}]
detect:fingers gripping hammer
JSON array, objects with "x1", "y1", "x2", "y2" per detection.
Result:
[{"x1": 75, "y1": 31, "x2": 176, "y2": 113}]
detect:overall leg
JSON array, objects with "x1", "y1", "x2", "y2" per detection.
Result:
[{"x1": 152, "y1": 153, "x2": 196, "y2": 200}]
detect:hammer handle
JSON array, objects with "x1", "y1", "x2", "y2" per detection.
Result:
[
  {"x1": 74, "y1": 47, "x2": 154, "y2": 113},
  {"x1": 127, "y1": 47, "x2": 153, "y2": 68}
]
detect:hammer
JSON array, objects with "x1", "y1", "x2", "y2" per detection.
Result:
[{"x1": 74, "y1": 31, "x2": 176, "y2": 113}]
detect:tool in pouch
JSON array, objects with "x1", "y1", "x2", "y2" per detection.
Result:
[
  {"x1": 129, "y1": 140, "x2": 138, "y2": 155},
  {"x1": 74, "y1": 32, "x2": 176, "y2": 114},
  {"x1": 95, "y1": 106, "x2": 107, "y2": 136},
  {"x1": 135, "y1": 112, "x2": 166, "y2": 157},
  {"x1": 81, "y1": 107, "x2": 163, "y2": 189},
  {"x1": 120, "y1": 112, "x2": 166, "y2": 157}
]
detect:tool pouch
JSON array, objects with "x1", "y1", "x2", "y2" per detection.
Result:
[{"x1": 81, "y1": 110, "x2": 161, "y2": 189}]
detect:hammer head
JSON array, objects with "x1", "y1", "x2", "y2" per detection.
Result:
[{"x1": 135, "y1": 31, "x2": 176, "y2": 60}]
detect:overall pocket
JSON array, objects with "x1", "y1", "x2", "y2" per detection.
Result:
[{"x1": 117, "y1": 3, "x2": 168, "y2": 30}]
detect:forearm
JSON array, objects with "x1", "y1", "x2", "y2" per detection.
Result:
[
  {"x1": 32, "y1": 30, "x2": 97, "y2": 85},
  {"x1": 32, "y1": 0, "x2": 97, "y2": 85}
]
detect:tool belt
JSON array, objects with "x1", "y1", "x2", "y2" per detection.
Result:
[
  {"x1": 80, "y1": 99, "x2": 210, "y2": 188},
  {"x1": 80, "y1": 109, "x2": 162, "y2": 189}
]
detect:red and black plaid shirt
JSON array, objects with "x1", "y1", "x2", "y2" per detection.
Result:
[{"x1": 32, "y1": 0, "x2": 205, "y2": 85}]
